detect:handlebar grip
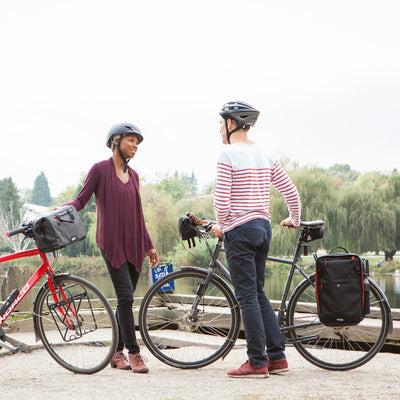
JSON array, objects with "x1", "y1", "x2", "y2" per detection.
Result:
[
  {"x1": 186, "y1": 212, "x2": 213, "y2": 227},
  {"x1": 7, "y1": 227, "x2": 25, "y2": 237}
]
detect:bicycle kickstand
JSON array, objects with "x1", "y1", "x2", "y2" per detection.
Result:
[{"x1": 0, "y1": 327, "x2": 23, "y2": 353}]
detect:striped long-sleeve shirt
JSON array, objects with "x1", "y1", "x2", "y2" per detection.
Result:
[{"x1": 213, "y1": 143, "x2": 301, "y2": 233}]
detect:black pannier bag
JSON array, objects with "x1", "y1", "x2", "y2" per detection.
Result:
[
  {"x1": 314, "y1": 249, "x2": 370, "y2": 326},
  {"x1": 32, "y1": 205, "x2": 87, "y2": 253}
]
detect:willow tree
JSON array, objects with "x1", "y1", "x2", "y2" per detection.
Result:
[
  {"x1": 339, "y1": 171, "x2": 396, "y2": 254},
  {"x1": 141, "y1": 185, "x2": 180, "y2": 260},
  {"x1": 389, "y1": 170, "x2": 400, "y2": 253},
  {"x1": 381, "y1": 170, "x2": 400, "y2": 259},
  {"x1": 269, "y1": 166, "x2": 345, "y2": 255}
]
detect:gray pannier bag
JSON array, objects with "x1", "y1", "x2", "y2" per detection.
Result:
[{"x1": 32, "y1": 205, "x2": 87, "y2": 253}]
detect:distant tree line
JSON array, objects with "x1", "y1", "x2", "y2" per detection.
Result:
[{"x1": 0, "y1": 165, "x2": 399, "y2": 265}]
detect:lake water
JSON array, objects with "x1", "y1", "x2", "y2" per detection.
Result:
[{"x1": 87, "y1": 270, "x2": 400, "y2": 309}]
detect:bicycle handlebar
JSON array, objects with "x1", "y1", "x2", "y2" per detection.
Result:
[
  {"x1": 186, "y1": 212, "x2": 214, "y2": 228},
  {"x1": 185, "y1": 211, "x2": 325, "y2": 236},
  {"x1": 6, "y1": 222, "x2": 35, "y2": 239},
  {"x1": 7, "y1": 227, "x2": 25, "y2": 237}
]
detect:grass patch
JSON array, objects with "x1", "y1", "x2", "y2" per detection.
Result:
[{"x1": 9, "y1": 312, "x2": 33, "y2": 321}]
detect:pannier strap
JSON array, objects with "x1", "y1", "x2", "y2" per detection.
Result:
[
  {"x1": 328, "y1": 246, "x2": 348, "y2": 254},
  {"x1": 56, "y1": 210, "x2": 75, "y2": 224}
]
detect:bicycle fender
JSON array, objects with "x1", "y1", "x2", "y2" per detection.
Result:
[
  {"x1": 33, "y1": 273, "x2": 71, "y2": 342},
  {"x1": 179, "y1": 266, "x2": 208, "y2": 274}
]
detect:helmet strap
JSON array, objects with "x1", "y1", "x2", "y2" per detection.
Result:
[
  {"x1": 225, "y1": 119, "x2": 242, "y2": 144},
  {"x1": 116, "y1": 136, "x2": 130, "y2": 173}
]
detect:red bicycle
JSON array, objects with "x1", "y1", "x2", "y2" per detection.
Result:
[{"x1": 0, "y1": 221, "x2": 118, "y2": 374}]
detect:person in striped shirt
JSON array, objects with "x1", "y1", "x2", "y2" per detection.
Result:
[{"x1": 211, "y1": 101, "x2": 301, "y2": 378}]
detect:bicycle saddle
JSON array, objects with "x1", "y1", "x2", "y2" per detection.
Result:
[{"x1": 300, "y1": 220, "x2": 325, "y2": 228}]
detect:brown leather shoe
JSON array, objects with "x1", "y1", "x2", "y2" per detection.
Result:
[
  {"x1": 128, "y1": 352, "x2": 149, "y2": 373},
  {"x1": 110, "y1": 351, "x2": 131, "y2": 370}
]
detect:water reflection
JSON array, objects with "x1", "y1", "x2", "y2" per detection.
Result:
[
  {"x1": 394, "y1": 275, "x2": 400, "y2": 295},
  {"x1": 87, "y1": 271, "x2": 400, "y2": 309}
]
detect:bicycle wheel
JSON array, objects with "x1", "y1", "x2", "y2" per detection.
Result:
[
  {"x1": 139, "y1": 268, "x2": 241, "y2": 369},
  {"x1": 286, "y1": 273, "x2": 390, "y2": 371},
  {"x1": 34, "y1": 275, "x2": 118, "y2": 374}
]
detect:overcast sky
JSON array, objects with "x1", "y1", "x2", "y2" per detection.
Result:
[{"x1": 1, "y1": 1, "x2": 399, "y2": 197}]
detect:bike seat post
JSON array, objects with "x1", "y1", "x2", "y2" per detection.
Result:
[{"x1": 292, "y1": 228, "x2": 306, "y2": 263}]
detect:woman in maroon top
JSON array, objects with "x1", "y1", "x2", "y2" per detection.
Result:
[{"x1": 68, "y1": 123, "x2": 159, "y2": 373}]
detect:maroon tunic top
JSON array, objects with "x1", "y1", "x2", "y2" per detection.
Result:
[{"x1": 68, "y1": 158, "x2": 154, "y2": 271}]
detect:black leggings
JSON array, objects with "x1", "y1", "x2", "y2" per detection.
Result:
[{"x1": 102, "y1": 251, "x2": 140, "y2": 354}]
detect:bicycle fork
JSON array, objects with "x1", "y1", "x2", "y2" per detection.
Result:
[
  {"x1": 188, "y1": 268, "x2": 216, "y2": 322},
  {"x1": 188, "y1": 238, "x2": 226, "y2": 322}
]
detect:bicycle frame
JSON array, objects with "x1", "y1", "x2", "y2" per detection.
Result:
[
  {"x1": 0, "y1": 248, "x2": 55, "y2": 326},
  {"x1": 200, "y1": 226, "x2": 317, "y2": 330},
  {"x1": 270, "y1": 233, "x2": 315, "y2": 326},
  {"x1": 0, "y1": 248, "x2": 80, "y2": 341}
]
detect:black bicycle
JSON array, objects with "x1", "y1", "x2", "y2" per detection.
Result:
[{"x1": 139, "y1": 213, "x2": 392, "y2": 371}]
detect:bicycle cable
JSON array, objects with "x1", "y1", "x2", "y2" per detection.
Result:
[{"x1": 179, "y1": 230, "x2": 216, "y2": 266}]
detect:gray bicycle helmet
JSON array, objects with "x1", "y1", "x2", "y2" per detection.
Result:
[
  {"x1": 106, "y1": 123, "x2": 143, "y2": 172},
  {"x1": 106, "y1": 123, "x2": 143, "y2": 148},
  {"x1": 219, "y1": 101, "x2": 259, "y2": 143}
]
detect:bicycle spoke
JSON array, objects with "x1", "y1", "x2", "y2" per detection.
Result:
[
  {"x1": 34, "y1": 276, "x2": 118, "y2": 374},
  {"x1": 287, "y1": 274, "x2": 390, "y2": 370},
  {"x1": 139, "y1": 270, "x2": 240, "y2": 368}
]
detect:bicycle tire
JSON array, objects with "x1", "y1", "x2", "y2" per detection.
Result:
[
  {"x1": 139, "y1": 268, "x2": 241, "y2": 369},
  {"x1": 286, "y1": 273, "x2": 390, "y2": 371},
  {"x1": 34, "y1": 275, "x2": 118, "y2": 374}
]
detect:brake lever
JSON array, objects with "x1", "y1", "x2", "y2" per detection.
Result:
[{"x1": 204, "y1": 222, "x2": 213, "y2": 232}]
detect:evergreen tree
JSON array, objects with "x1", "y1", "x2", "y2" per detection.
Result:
[{"x1": 31, "y1": 172, "x2": 52, "y2": 206}]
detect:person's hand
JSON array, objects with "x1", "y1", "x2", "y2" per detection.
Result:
[
  {"x1": 148, "y1": 248, "x2": 159, "y2": 269},
  {"x1": 210, "y1": 223, "x2": 224, "y2": 238},
  {"x1": 280, "y1": 217, "x2": 296, "y2": 229},
  {"x1": 50, "y1": 205, "x2": 63, "y2": 212}
]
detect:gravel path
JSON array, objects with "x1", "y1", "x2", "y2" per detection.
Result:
[{"x1": 1, "y1": 345, "x2": 399, "y2": 400}]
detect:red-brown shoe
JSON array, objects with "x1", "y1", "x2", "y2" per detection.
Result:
[
  {"x1": 110, "y1": 351, "x2": 131, "y2": 370},
  {"x1": 227, "y1": 360, "x2": 269, "y2": 378},
  {"x1": 267, "y1": 358, "x2": 289, "y2": 374},
  {"x1": 129, "y1": 352, "x2": 149, "y2": 373}
]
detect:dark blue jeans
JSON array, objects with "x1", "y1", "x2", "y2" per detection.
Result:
[
  {"x1": 224, "y1": 219, "x2": 285, "y2": 366},
  {"x1": 101, "y1": 251, "x2": 140, "y2": 354}
]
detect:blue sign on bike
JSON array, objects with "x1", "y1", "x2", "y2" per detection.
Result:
[{"x1": 151, "y1": 263, "x2": 174, "y2": 292}]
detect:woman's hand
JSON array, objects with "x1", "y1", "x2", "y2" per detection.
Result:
[{"x1": 148, "y1": 248, "x2": 159, "y2": 269}]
